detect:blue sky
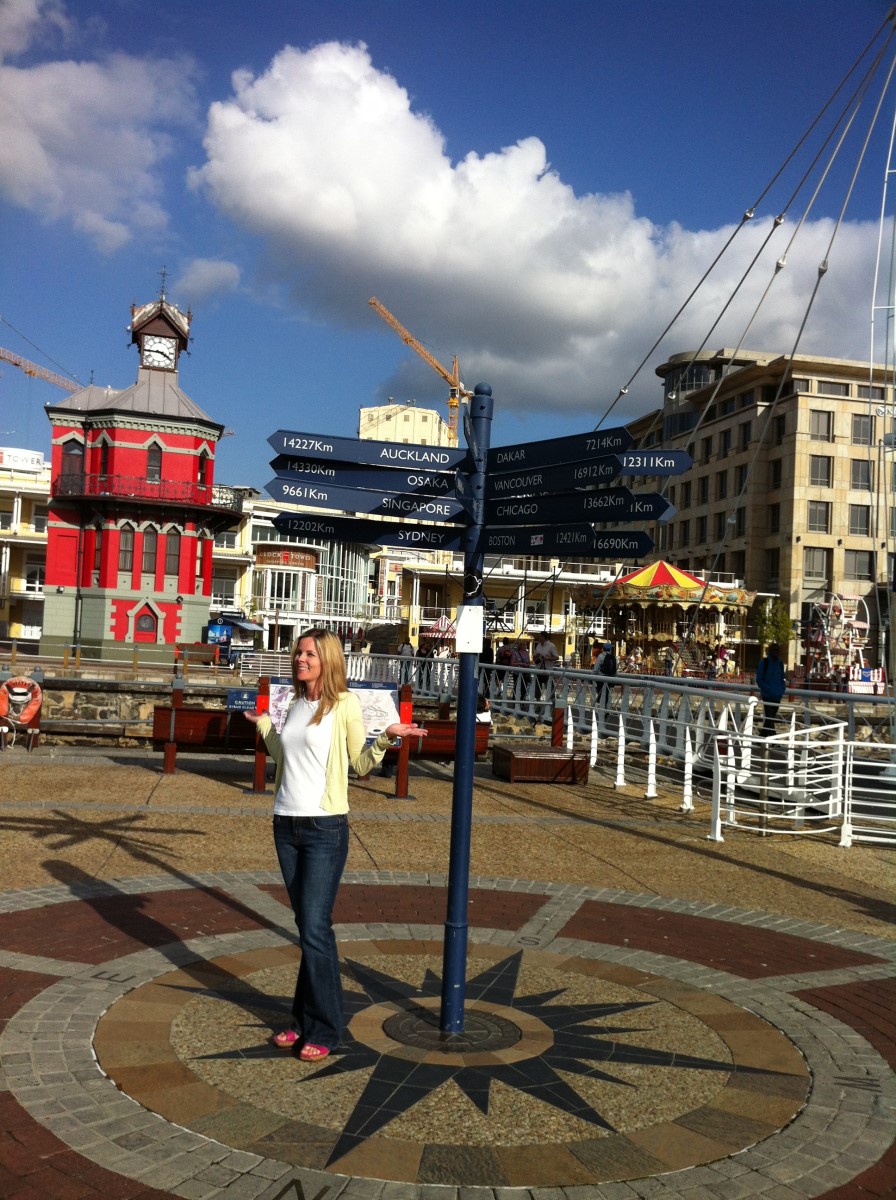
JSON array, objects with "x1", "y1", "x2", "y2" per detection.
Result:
[{"x1": 1, "y1": 0, "x2": 893, "y2": 489}]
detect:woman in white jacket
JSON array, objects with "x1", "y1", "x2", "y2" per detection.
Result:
[{"x1": 246, "y1": 628, "x2": 424, "y2": 1060}]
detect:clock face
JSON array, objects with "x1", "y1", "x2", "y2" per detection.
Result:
[{"x1": 143, "y1": 335, "x2": 177, "y2": 369}]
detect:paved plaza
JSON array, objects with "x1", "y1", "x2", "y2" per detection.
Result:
[{"x1": 0, "y1": 746, "x2": 894, "y2": 1200}]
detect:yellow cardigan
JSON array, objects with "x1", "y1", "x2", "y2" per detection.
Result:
[{"x1": 255, "y1": 691, "x2": 393, "y2": 813}]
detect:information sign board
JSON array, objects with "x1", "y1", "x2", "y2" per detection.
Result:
[
  {"x1": 487, "y1": 450, "x2": 693, "y2": 499},
  {"x1": 484, "y1": 487, "x2": 672, "y2": 526},
  {"x1": 273, "y1": 512, "x2": 468, "y2": 551},
  {"x1": 226, "y1": 689, "x2": 258, "y2": 712},
  {"x1": 269, "y1": 456, "x2": 458, "y2": 498},
  {"x1": 267, "y1": 429, "x2": 467, "y2": 471},
  {"x1": 478, "y1": 526, "x2": 654, "y2": 557},
  {"x1": 265, "y1": 476, "x2": 466, "y2": 521},
  {"x1": 487, "y1": 426, "x2": 632, "y2": 472}
]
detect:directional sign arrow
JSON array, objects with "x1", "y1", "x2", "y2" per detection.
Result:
[
  {"x1": 487, "y1": 450, "x2": 693, "y2": 499},
  {"x1": 273, "y1": 512, "x2": 468, "y2": 551},
  {"x1": 265, "y1": 477, "x2": 468, "y2": 522},
  {"x1": 269, "y1": 456, "x2": 458, "y2": 499},
  {"x1": 268, "y1": 429, "x2": 467, "y2": 471},
  {"x1": 478, "y1": 526, "x2": 655, "y2": 558},
  {"x1": 487, "y1": 425, "x2": 632, "y2": 473},
  {"x1": 485, "y1": 487, "x2": 672, "y2": 527}
]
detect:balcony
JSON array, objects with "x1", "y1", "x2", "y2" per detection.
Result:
[{"x1": 52, "y1": 474, "x2": 244, "y2": 514}]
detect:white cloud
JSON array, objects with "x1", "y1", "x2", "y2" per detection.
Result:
[
  {"x1": 174, "y1": 258, "x2": 241, "y2": 307},
  {"x1": 191, "y1": 40, "x2": 881, "y2": 422},
  {"x1": 0, "y1": 0, "x2": 70, "y2": 58},
  {"x1": 0, "y1": 2, "x2": 198, "y2": 252}
]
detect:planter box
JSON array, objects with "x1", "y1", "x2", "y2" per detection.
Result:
[{"x1": 492, "y1": 744, "x2": 589, "y2": 785}]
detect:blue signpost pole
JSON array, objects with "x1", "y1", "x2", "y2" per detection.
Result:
[{"x1": 440, "y1": 383, "x2": 493, "y2": 1033}]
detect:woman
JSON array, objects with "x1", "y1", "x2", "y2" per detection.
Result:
[{"x1": 246, "y1": 628, "x2": 425, "y2": 1061}]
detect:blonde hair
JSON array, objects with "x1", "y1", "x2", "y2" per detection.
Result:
[{"x1": 290, "y1": 628, "x2": 347, "y2": 724}]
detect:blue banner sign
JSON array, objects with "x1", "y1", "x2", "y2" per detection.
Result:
[
  {"x1": 226, "y1": 689, "x2": 258, "y2": 712},
  {"x1": 487, "y1": 426, "x2": 632, "y2": 472},
  {"x1": 487, "y1": 450, "x2": 693, "y2": 499},
  {"x1": 267, "y1": 429, "x2": 467, "y2": 470},
  {"x1": 273, "y1": 512, "x2": 468, "y2": 551},
  {"x1": 269, "y1": 456, "x2": 458, "y2": 498},
  {"x1": 478, "y1": 526, "x2": 655, "y2": 557},
  {"x1": 484, "y1": 487, "x2": 672, "y2": 526},
  {"x1": 265, "y1": 476, "x2": 467, "y2": 522}
]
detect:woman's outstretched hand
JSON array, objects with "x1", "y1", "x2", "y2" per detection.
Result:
[
  {"x1": 385, "y1": 722, "x2": 427, "y2": 740},
  {"x1": 244, "y1": 710, "x2": 264, "y2": 725}
]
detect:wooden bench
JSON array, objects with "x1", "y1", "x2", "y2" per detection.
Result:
[
  {"x1": 382, "y1": 718, "x2": 490, "y2": 764},
  {"x1": 492, "y1": 743, "x2": 589, "y2": 785},
  {"x1": 152, "y1": 705, "x2": 265, "y2": 787}
]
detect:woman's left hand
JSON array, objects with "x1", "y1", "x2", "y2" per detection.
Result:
[{"x1": 386, "y1": 722, "x2": 427, "y2": 741}]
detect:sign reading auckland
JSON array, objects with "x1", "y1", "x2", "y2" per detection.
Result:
[{"x1": 267, "y1": 430, "x2": 467, "y2": 471}]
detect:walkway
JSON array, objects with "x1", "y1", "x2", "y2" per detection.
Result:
[{"x1": 0, "y1": 747, "x2": 893, "y2": 1199}]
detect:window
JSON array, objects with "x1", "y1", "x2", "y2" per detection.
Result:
[
  {"x1": 147, "y1": 445, "x2": 162, "y2": 483},
  {"x1": 61, "y1": 441, "x2": 84, "y2": 477},
  {"x1": 767, "y1": 547, "x2": 780, "y2": 583},
  {"x1": 845, "y1": 550, "x2": 873, "y2": 580},
  {"x1": 739, "y1": 421, "x2": 751, "y2": 449},
  {"x1": 859, "y1": 384, "x2": 885, "y2": 401},
  {"x1": 215, "y1": 531, "x2": 238, "y2": 548},
  {"x1": 891, "y1": 508, "x2": 896, "y2": 539},
  {"x1": 848, "y1": 504, "x2": 870, "y2": 536},
  {"x1": 681, "y1": 481, "x2": 691, "y2": 508},
  {"x1": 93, "y1": 525, "x2": 102, "y2": 573},
  {"x1": 804, "y1": 547, "x2": 830, "y2": 582},
  {"x1": 851, "y1": 459, "x2": 873, "y2": 490},
  {"x1": 730, "y1": 549, "x2": 745, "y2": 579},
  {"x1": 790, "y1": 377, "x2": 810, "y2": 393},
  {"x1": 810, "y1": 455, "x2": 832, "y2": 486},
  {"x1": 165, "y1": 528, "x2": 180, "y2": 575},
  {"x1": 24, "y1": 558, "x2": 44, "y2": 593},
  {"x1": 719, "y1": 429, "x2": 732, "y2": 454},
  {"x1": 678, "y1": 520, "x2": 689, "y2": 545},
  {"x1": 715, "y1": 471, "x2": 728, "y2": 500},
  {"x1": 714, "y1": 512, "x2": 726, "y2": 539},
  {"x1": 32, "y1": 505, "x2": 47, "y2": 533},
  {"x1": 735, "y1": 464, "x2": 748, "y2": 492},
  {"x1": 807, "y1": 501, "x2": 831, "y2": 533},
  {"x1": 739, "y1": 390, "x2": 755, "y2": 408},
  {"x1": 768, "y1": 503, "x2": 781, "y2": 534},
  {"x1": 697, "y1": 476, "x2": 709, "y2": 504},
  {"x1": 99, "y1": 442, "x2": 110, "y2": 477},
  {"x1": 734, "y1": 508, "x2": 746, "y2": 536},
  {"x1": 810, "y1": 410, "x2": 833, "y2": 441},
  {"x1": 770, "y1": 459, "x2": 783, "y2": 489},
  {"x1": 818, "y1": 380, "x2": 850, "y2": 397},
  {"x1": 774, "y1": 414, "x2": 786, "y2": 443},
  {"x1": 118, "y1": 524, "x2": 134, "y2": 572},
  {"x1": 0, "y1": 509, "x2": 11, "y2": 530},
  {"x1": 851, "y1": 414, "x2": 874, "y2": 445},
  {"x1": 198, "y1": 451, "x2": 210, "y2": 487},
  {"x1": 700, "y1": 436, "x2": 712, "y2": 464},
  {"x1": 696, "y1": 515, "x2": 708, "y2": 542},
  {"x1": 142, "y1": 527, "x2": 157, "y2": 573}
]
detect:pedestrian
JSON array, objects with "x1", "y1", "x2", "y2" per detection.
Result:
[
  {"x1": 532, "y1": 633, "x2": 560, "y2": 700},
  {"x1": 593, "y1": 642, "x2": 617, "y2": 705},
  {"x1": 755, "y1": 641, "x2": 786, "y2": 736},
  {"x1": 245, "y1": 628, "x2": 425, "y2": 1059},
  {"x1": 397, "y1": 637, "x2": 414, "y2": 685}
]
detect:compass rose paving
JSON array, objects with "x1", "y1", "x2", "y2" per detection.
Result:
[{"x1": 0, "y1": 753, "x2": 894, "y2": 1198}]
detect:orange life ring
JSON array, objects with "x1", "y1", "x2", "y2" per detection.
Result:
[{"x1": 0, "y1": 677, "x2": 43, "y2": 725}]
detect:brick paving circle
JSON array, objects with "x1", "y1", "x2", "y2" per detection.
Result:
[{"x1": 0, "y1": 871, "x2": 894, "y2": 1199}]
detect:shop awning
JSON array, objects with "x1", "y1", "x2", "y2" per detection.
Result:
[{"x1": 231, "y1": 619, "x2": 264, "y2": 633}]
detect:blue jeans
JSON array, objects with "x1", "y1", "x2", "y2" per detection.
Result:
[{"x1": 273, "y1": 814, "x2": 349, "y2": 1050}]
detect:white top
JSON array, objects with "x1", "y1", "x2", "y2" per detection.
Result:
[{"x1": 273, "y1": 698, "x2": 336, "y2": 816}]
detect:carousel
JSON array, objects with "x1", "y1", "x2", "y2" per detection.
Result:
[{"x1": 572, "y1": 561, "x2": 756, "y2": 676}]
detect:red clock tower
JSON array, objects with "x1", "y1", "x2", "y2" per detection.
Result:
[{"x1": 40, "y1": 293, "x2": 243, "y2": 661}]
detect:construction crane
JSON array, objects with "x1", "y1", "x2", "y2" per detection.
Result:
[
  {"x1": 0, "y1": 346, "x2": 79, "y2": 393},
  {"x1": 368, "y1": 296, "x2": 471, "y2": 445}
]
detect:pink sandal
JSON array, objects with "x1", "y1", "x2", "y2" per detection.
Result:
[
  {"x1": 299, "y1": 1043, "x2": 330, "y2": 1062},
  {"x1": 272, "y1": 1028, "x2": 300, "y2": 1048}
]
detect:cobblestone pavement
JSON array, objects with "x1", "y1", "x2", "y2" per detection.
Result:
[{"x1": 0, "y1": 749, "x2": 894, "y2": 1200}]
